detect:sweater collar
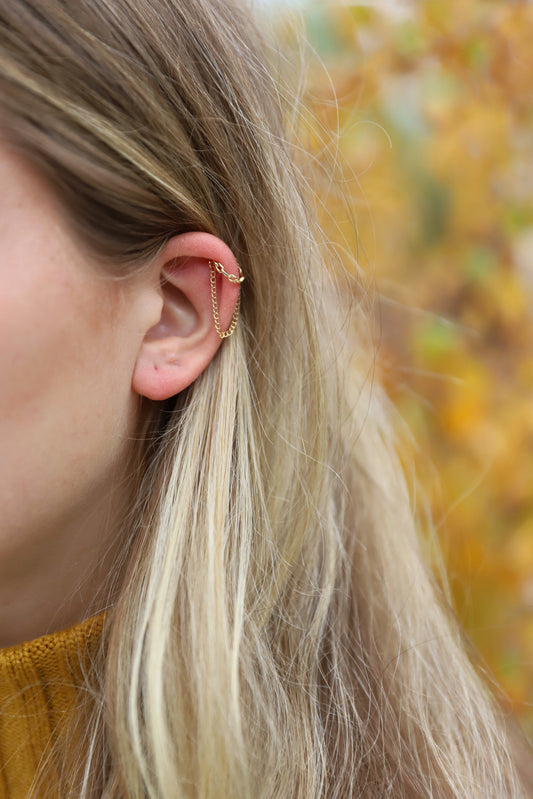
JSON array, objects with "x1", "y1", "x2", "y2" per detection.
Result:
[{"x1": 0, "y1": 612, "x2": 105, "y2": 798}]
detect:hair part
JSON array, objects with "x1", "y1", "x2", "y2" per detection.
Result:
[{"x1": 0, "y1": 0, "x2": 529, "y2": 796}]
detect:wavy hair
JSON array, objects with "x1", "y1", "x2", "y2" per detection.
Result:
[{"x1": 0, "y1": 0, "x2": 529, "y2": 796}]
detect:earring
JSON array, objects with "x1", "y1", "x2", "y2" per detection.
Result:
[{"x1": 209, "y1": 260, "x2": 245, "y2": 339}]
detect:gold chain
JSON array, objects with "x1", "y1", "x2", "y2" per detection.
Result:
[{"x1": 209, "y1": 260, "x2": 245, "y2": 339}]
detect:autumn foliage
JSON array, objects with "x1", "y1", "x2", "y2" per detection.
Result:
[{"x1": 298, "y1": 0, "x2": 533, "y2": 733}]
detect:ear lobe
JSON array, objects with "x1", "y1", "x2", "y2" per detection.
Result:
[{"x1": 131, "y1": 233, "x2": 242, "y2": 401}]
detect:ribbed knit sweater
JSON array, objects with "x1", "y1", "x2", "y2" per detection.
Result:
[{"x1": 0, "y1": 613, "x2": 105, "y2": 798}]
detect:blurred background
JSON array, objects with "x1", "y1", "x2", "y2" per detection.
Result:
[{"x1": 271, "y1": 0, "x2": 533, "y2": 735}]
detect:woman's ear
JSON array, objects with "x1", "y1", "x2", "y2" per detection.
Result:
[{"x1": 132, "y1": 232, "x2": 242, "y2": 401}]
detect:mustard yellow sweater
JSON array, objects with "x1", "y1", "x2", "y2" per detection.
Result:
[{"x1": 0, "y1": 613, "x2": 105, "y2": 798}]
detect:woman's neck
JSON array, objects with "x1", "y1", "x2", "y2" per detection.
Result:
[{"x1": 0, "y1": 472, "x2": 130, "y2": 647}]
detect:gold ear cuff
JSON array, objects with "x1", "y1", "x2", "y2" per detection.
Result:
[{"x1": 209, "y1": 260, "x2": 245, "y2": 339}]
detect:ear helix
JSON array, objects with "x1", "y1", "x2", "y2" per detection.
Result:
[{"x1": 209, "y1": 260, "x2": 245, "y2": 339}]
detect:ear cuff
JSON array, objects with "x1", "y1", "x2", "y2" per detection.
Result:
[{"x1": 209, "y1": 260, "x2": 245, "y2": 339}]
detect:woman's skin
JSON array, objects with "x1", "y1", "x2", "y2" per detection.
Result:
[{"x1": 0, "y1": 139, "x2": 240, "y2": 647}]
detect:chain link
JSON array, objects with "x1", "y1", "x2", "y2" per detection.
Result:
[{"x1": 209, "y1": 260, "x2": 245, "y2": 339}]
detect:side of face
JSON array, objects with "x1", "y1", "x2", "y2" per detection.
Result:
[
  {"x1": 0, "y1": 139, "x2": 154, "y2": 576},
  {"x1": 0, "y1": 137, "x2": 243, "y2": 641}
]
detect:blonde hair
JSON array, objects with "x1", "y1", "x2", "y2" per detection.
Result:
[{"x1": 0, "y1": 0, "x2": 529, "y2": 796}]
